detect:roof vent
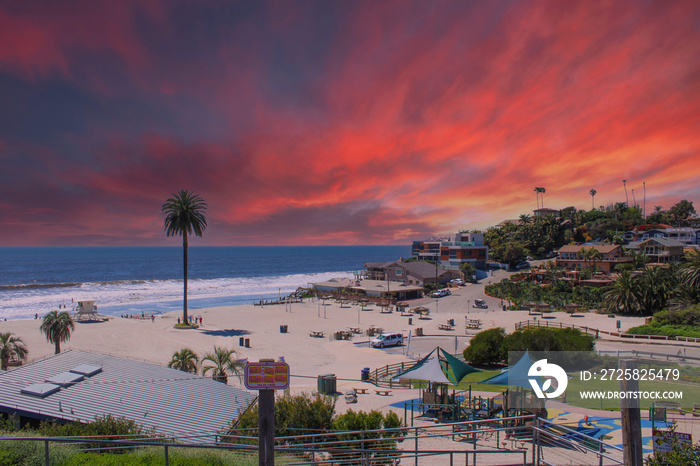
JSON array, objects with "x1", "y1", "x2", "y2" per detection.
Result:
[{"x1": 21, "y1": 383, "x2": 61, "y2": 398}]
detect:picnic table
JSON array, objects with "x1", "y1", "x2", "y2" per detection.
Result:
[
  {"x1": 465, "y1": 319, "x2": 482, "y2": 329},
  {"x1": 375, "y1": 389, "x2": 392, "y2": 396},
  {"x1": 348, "y1": 327, "x2": 363, "y2": 334},
  {"x1": 309, "y1": 331, "x2": 325, "y2": 338},
  {"x1": 438, "y1": 324, "x2": 454, "y2": 331},
  {"x1": 353, "y1": 388, "x2": 368, "y2": 394}
]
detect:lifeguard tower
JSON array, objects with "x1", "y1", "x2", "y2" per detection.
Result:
[{"x1": 74, "y1": 300, "x2": 100, "y2": 321}]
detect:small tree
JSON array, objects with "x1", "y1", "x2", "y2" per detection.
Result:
[
  {"x1": 40, "y1": 311, "x2": 75, "y2": 354},
  {"x1": 202, "y1": 347, "x2": 242, "y2": 384},
  {"x1": 646, "y1": 423, "x2": 700, "y2": 465},
  {"x1": 168, "y1": 348, "x2": 199, "y2": 373},
  {"x1": 460, "y1": 262, "x2": 477, "y2": 283},
  {"x1": 0, "y1": 332, "x2": 28, "y2": 371},
  {"x1": 463, "y1": 328, "x2": 506, "y2": 366}
]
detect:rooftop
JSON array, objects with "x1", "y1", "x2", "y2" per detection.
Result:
[{"x1": 0, "y1": 350, "x2": 256, "y2": 442}]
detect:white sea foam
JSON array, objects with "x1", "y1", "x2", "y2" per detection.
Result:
[{"x1": 0, "y1": 271, "x2": 355, "y2": 320}]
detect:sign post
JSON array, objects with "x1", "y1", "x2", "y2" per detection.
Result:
[{"x1": 244, "y1": 360, "x2": 290, "y2": 466}]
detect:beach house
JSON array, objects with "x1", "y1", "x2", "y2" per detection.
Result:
[
  {"x1": 411, "y1": 231, "x2": 488, "y2": 269},
  {"x1": 555, "y1": 244, "x2": 632, "y2": 273},
  {"x1": 629, "y1": 237, "x2": 686, "y2": 264}
]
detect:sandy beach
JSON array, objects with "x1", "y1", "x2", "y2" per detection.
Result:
[
  {"x1": 2, "y1": 268, "x2": 655, "y2": 407},
  {"x1": 5, "y1": 269, "x2": 700, "y2": 463}
]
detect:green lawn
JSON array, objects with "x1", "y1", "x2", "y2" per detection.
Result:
[{"x1": 562, "y1": 373, "x2": 699, "y2": 411}]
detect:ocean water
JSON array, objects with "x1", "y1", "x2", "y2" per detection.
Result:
[{"x1": 0, "y1": 246, "x2": 409, "y2": 320}]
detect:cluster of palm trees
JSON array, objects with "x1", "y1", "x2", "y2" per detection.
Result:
[
  {"x1": 1, "y1": 310, "x2": 76, "y2": 371},
  {"x1": 534, "y1": 187, "x2": 546, "y2": 210},
  {"x1": 168, "y1": 347, "x2": 243, "y2": 384},
  {"x1": 578, "y1": 246, "x2": 602, "y2": 270},
  {"x1": 487, "y1": 213, "x2": 562, "y2": 263},
  {"x1": 603, "y1": 250, "x2": 700, "y2": 316}
]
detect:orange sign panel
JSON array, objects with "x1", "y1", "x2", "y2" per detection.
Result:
[{"x1": 244, "y1": 362, "x2": 290, "y2": 390}]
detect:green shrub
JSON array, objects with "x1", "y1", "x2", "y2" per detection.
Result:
[
  {"x1": 463, "y1": 328, "x2": 506, "y2": 365},
  {"x1": 39, "y1": 414, "x2": 154, "y2": 439},
  {"x1": 331, "y1": 410, "x2": 405, "y2": 463},
  {"x1": 503, "y1": 327, "x2": 594, "y2": 353},
  {"x1": 61, "y1": 447, "x2": 262, "y2": 465},
  {"x1": 0, "y1": 434, "x2": 76, "y2": 465},
  {"x1": 653, "y1": 306, "x2": 700, "y2": 326},
  {"x1": 627, "y1": 323, "x2": 700, "y2": 339},
  {"x1": 503, "y1": 327, "x2": 598, "y2": 370},
  {"x1": 230, "y1": 392, "x2": 336, "y2": 442}
]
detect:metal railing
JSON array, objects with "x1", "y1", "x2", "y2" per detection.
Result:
[{"x1": 1, "y1": 414, "x2": 625, "y2": 466}]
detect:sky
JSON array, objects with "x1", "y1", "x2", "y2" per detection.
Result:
[{"x1": 1, "y1": 0, "x2": 699, "y2": 246}]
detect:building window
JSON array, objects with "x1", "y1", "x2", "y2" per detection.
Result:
[{"x1": 396, "y1": 269, "x2": 403, "y2": 276}]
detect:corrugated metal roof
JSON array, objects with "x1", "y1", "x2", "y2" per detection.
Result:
[{"x1": 0, "y1": 350, "x2": 257, "y2": 442}]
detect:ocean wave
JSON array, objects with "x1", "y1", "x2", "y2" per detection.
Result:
[
  {"x1": 0, "y1": 279, "x2": 151, "y2": 291},
  {"x1": 0, "y1": 271, "x2": 354, "y2": 320}
]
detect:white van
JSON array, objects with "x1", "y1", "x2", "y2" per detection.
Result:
[{"x1": 370, "y1": 333, "x2": 404, "y2": 348}]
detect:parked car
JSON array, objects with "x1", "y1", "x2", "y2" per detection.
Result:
[
  {"x1": 370, "y1": 332, "x2": 404, "y2": 348},
  {"x1": 472, "y1": 299, "x2": 488, "y2": 309},
  {"x1": 450, "y1": 279, "x2": 465, "y2": 286},
  {"x1": 515, "y1": 261, "x2": 530, "y2": 269},
  {"x1": 431, "y1": 288, "x2": 451, "y2": 298}
]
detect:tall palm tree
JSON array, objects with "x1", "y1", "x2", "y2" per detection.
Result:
[
  {"x1": 622, "y1": 179, "x2": 629, "y2": 206},
  {"x1": 162, "y1": 190, "x2": 208, "y2": 326},
  {"x1": 539, "y1": 187, "x2": 546, "y2": 209},
  {"x1": 603, "y1": 270, "x2": 640, "y2": 315},
  {"x1": 0, "y1": 332, "x2": 28, "y2": 371},
  {"x1": 40, "y1": 310, "x2": 75, "y2": 354},
  {"x1": 168, "y1": 348, "x2": 199, "y2": 374},
  {"x1": 589, "y1": 189, "x2": 597, "y2": 210},
  {"x1": 202, "y1": 347, "x2": 243, "y2": 384}
]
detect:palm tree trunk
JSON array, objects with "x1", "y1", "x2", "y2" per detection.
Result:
[
  {"x1": 55, "y1": 341, "x2": 60, "y2": 354},
  {"x1": 183, "y1": 234, "x2": 188, "y2": 325}
]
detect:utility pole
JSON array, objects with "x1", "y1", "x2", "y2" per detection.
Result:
[
  {"x1": 643, "y1": 182, "x2": 646, "y2": 219},
  {"x1": 434, "y1": 252, "x2": 439, "y2": 292},
  {"x1": 620, "y1": 359, "x2": 642, "y2": 466}
]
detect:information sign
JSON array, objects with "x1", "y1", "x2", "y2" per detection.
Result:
[
  {"x1": 652, "y1": 428, "x2": 692, "y2": 453},
  {"x1": 244, "y1": 361, "x2": 290, "y2": 390}
]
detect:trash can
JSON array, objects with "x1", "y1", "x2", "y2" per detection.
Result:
[
  {"x1": 361, "y1": 367, "x2": 370, "y2": 381},
  {"x1": 317, "y1": 374, "x2": 336, "y2": 394},
  {"x1": 280, "y1": 324, "x2": 288, "y2": 333},
  {"x1": 325, "y1": 374, "x2": 336, "y2": 394},
  {"x1": 408, "y1": 317, "x2": 413, "y2": 325},
  {"x1": 448, "y1": 319, "x2": 455, "y2": 326},
  {"x1": 415, "y1": 327, "x2": 423, "y2": 336}
]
